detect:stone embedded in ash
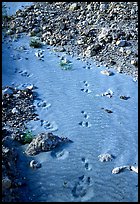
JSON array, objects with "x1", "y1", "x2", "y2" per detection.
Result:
[
  {"x1": 98, "y1": 153, "x2": 113, "y2": 162},
  {"x1": 116, "y1": 40, "x2": 127, "y2": 47},
  {"x1": 29, "y1": 160, "x2": 41, "y2": 169},
  {"x1": 69, "y1": 3, "x2": 79, "y2": 11},
  {"x1": 25, "y1": 132, "x2": 73, "y2": 156},
  {"x1": 100, "y1": 70, "x2": 114, "y2": 76}
]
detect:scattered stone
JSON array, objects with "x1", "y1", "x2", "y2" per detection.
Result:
[
  {"x1": 116, "y1": 40, "x2": 127, "y2": 47},
  {"x1": 112, "y1": 166, "x2": 130, "y2": 174},
  {"x1": 131, "y1": 59, "x2": 138, "y2": 66},
  {"x1": 112, "y1": 165, "x2": 138, "y2": 174},
  {"x1": 29, "y1": 160, "x2": 41, "y2": 169},
  {"x1": 130, "y1": 166, "x2": 138, "y2": 173},
  {"x1": 100, "y1": 70, "x2": 114, "y2": 76},
  {"x1": 69, "y1": 3, "x2": 79, "y2": 11},
  {"x1": 98, "y1": 153, "x2": 113, "y2": 162},
  {"x1": 30, "y1": 37, "x2": 43, "y2": 48},
  {"x1": 101, "y1": 89, "x2": 113, "y2": 98}
]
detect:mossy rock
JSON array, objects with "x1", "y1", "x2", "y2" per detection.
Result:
[
  {"x1": 21, "y1": 130, "x2": 33, "y2": 144},
  {"x1": 30, "y1": 37, "x2": 43, "y2": 48}
]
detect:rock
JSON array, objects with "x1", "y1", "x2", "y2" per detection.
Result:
[
  {"x1": 130, "y1": 166, "x2": 138, "y2": 173},
  {"x1": 98, "y1": 153, "x2": 113, "y2": 162},
  {"x1": 125, "y1": 49, "x2": 131, "y2": 56},
  {"x1": 85, "y1": 44, "x2": 102, "y2": 57},
  {"x1": 101, "y1": 89, "x2": 113, "y2": 98},
  {"x1": 25, "y1": 132, "x2": 72, "y2": 156},
  {"x1": 11, "y1": 107, "x2": 19, "y2": 114},
  {"x1": 99, "y1": 3, "x2": 109, "y2": 12},
  {"x1": 117, "y1": 66, "x2": 123, "y2": 73},
  {"x1": 29, "y1": 160, "x2": 41, "y2": 169},
  {"x1": 2, "y1": 177, "x2": 12, "y2": 190},
  {"x1": 116, "y1": 40, "x2": 127, "y2": 47},
  {"x1": 100, "y1": 70, "x2": 114, "y2": 76},
  {"x1": 112, "y1": 166, "x2": 130, "y2": 174},
  {"x1": 69, "y1": 3, "x2": 79, "y2": 11},
  {"x1": 131, "y1": 59, "x2": 138, "y2": 66},
  {"x1": 98, "y1": 28, "x2": 109, "y2": 41}
]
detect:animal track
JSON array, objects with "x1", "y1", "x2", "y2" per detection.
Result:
[
  {"x1": 83, "y1": 65, "x2": 92, "y2": 70},
  {"x1": 81, "y1": 157, "x2": 92, "y2": 171},
  {"x1": 81, "y1": 81, "x2": 91, "y2": 93},
  {"x1": 18, "y1": 70, "x2": 32, "y2": 77},
  {"x1": 71, "y1": 175, "x2": 94, "y2": 201},
  {"x1": 81, "y1": 110, "x2": 89, "y2": 119},
  {"x1": 36, "y1": 100, "x2": 51, "y2": 109},
  {"x1": 40, "y1": 120, "x2": 58, "y2": 132},
  {"x1": 79, "y1": 111, "x2": 91, "y2": 128},
  {"x1": 79, "y1": 121, "x2": 91, "y2": 128}
]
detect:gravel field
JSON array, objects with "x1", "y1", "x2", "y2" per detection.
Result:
[{"x1": 2, "y1": 2, "x2": 138, "y2": 79}]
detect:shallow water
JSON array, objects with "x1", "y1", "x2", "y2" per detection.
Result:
[{"x1": 2, "y1": 2, "x2": 138, "y2": 202}]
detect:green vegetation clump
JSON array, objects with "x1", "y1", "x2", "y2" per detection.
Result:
[
  {"x1": 59, "y1": 58, "x2": 72, "y2": 70},
  {"x1": 21, "y1": 130, "x2": 34, "y2": 144},
  {"x1": 30, "y1": 37, "x2": 43, "y2": 48}
]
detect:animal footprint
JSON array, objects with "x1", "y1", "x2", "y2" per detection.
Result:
[
  {"x1": 79, "y1": 121, "x2": 91, "y2": 128},
  {"x1": 81, "y1": 88, "x2": 92, "y2": 93},
  {"x1": 41, "y1": 120, "x2": 58, "y2": 132},
  {"x1": 18, "y1": 70, "x2": 32, "y2": 77},
  {"x1": 83, "y1": 81, "x2": 90, "y2": 87},
  {"x1": 81, "y1": 110, "x2": 89, "y2": 119},
  {"x1": 71, "y1": 175, "x2": 94, "y2": 201},
  {"x1": 51, "y1": 149, "x2": 69, "y2": 160},
  {"x1": 36, "y1": 100, "x2": 51, "y2": 109},
  {"x1": 81, "y1": 81, "x2": 91, "y2": 93},
  {"x1": 79, "y1": 111, "x2": 91, "y2": 128},
  {"x1": 81, "y1": 157, "x2": 92, "y2": 171},
  {"x1": 83, "y1": 66, "x2": 92, "y2": 70}
]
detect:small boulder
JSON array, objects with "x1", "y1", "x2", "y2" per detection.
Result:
[{"x1": 98, "y1": 153, "x2": 113, "y2": 162}]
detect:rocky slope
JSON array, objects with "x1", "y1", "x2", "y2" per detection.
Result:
[{"x1": 2, "y1": 2, "x2": 138, "y2": 79}]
